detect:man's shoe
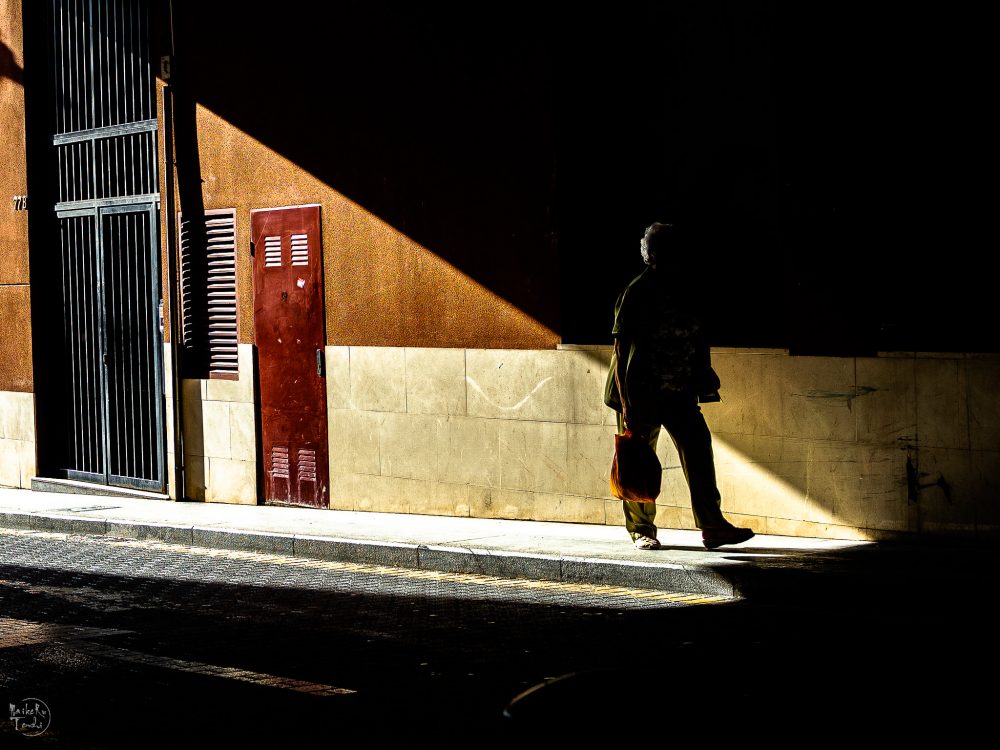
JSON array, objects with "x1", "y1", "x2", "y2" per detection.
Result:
[
  {"x1": 633, "y1": 535, "x2": 662, "y2": 550},
  {"x1": 702, "y1": 526, "x2": 755, "y2": 550}
]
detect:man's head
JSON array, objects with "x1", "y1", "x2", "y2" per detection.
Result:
[{"x1": 639, "y1": 222, "x2": 674, "y2": 268}]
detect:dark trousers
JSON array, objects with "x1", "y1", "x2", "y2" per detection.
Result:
[{"x1": 617, "y1": 395, "x2": 726, "y2": 539}]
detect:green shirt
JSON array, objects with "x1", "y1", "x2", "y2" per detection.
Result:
[{"x1": 604, "y1": 266, "x2": 717, "y2": 413}]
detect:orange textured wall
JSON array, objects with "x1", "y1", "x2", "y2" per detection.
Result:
[
  {"x1": 0, "y1": 2, "x2": 32, "y2": 391},
  {"x1": 167, "y1": 3, "x2": 562, "y2": 351},
  {"x1": 179, "y1": 104, "x2": 558, "y2": 349},
  {"x1": 0, "y1": 285, "x2": 32, "y2": 392}
]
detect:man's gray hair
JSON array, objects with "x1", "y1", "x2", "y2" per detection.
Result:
[{"x1": 640, "y1": 222, "x2": 673, "y2": 266}]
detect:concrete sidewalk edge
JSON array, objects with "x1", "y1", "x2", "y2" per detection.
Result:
[{"x1": 0, "y1": 509, "x2": 740, "y2": 598}]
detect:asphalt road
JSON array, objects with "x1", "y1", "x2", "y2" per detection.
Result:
[{"x1": 1, "y1": 525, "x2": 995, "y2": 747}]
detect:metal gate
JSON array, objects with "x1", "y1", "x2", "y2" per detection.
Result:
[{"x1": 38, "y1": 0, "x2": 165, "y2": 492}]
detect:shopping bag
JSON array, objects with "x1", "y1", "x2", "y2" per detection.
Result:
[{"x1": 609, "y1": 430, "x2": 661, "y2": 503}]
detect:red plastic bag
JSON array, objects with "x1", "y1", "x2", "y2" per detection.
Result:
[{"x1": 609, "y1": 430, "x2": 661, "y2": 503}]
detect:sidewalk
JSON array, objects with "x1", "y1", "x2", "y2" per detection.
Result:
[{"x1": 0, "y1": 484, "x2": 879, "y2": 599}]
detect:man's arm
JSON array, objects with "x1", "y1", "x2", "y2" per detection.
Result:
[{"x1": 613, "y1": 336, "x2": 630, "y2": 429}]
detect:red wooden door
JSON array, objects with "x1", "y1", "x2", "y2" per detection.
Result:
[{"x1": 251, "y1": 205, "x2": 329, "y2": 507}]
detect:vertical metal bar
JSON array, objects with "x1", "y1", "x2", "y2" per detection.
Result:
[
  {"x1": 68, "y1": 0, "x2": 76, "y2": 132},
  {"x1": 125, "y1": 0, "x2": 133, "y2": 125},
  {"x1": 73, "y1": 217, "x2": 82, "y2": 470},
  {"x1": 100, "y1": 0, "x2": 107, "y2": 127},
  {"x1": 104, "y1": 213, "x2": 114, "y2": 478},
  {"x1": 81, "y1": 0, "x2": 88, "y2": 126},
  {"x1": 144, "y1": 209, "x2": 154, "y2": 480},
  {"x1": 94, "y1": 0, "x2": 102, "y2": 128},
  {"x1": 59, "y1": 222, "x2": 70, "y2": 463},
  {"x1": 96, "y1": 209, "x2": 111, "y2": 482},
  {"x1": 128, "y1": 212, "x2": 139, "y2": 478},
  {"x1": 107, "y1": 213, "x2": 116, "y2": 478},
  {"x1": 104, "y1": 212, "x2": 113, "y2": 477},
  {"x1": 88, "y1": 214, "x2": 100, "y2": 474},
  {"x1": 119, "y1": 0, "x2": 127, "y2": 125},
  {"x1": 147, "y1": 131, "x2": 153, "y2": 194},
  {"x1": 116, "y1": 212, "x2": 126, "y2": 478},
  {"x1": 84, "y1": 0, "x2": 93, "y2": 131},
  {"x1": 139, "y1": 0, "x2": 148, "y2": 120},
  {"x1": 114, "y1": 212, "x2": 124, "y2": 478},
  {"x1": 124, "y1": 211, "x2": 134, "y2": 479},
  {"x1": 121, "y1": 213, "x2": 129, "y2": 478},
  {"x1": 149, "y1": 205, "x2": 164, "y2": 484},
  {"x1": 94, "y1": 212, "x2": 104, "y2": 474},
  {"x1": 63, "y1": 220, "x2": 77, "y2": 467},
  {"x1": 73, "y1": 0, "x2": 81, "y2": 131},
  {"x1": 115, "y1": 0, "x2": 123, "y2": 126},
  {"x1": 147, "y1": 209, "x2": 158, "y2": 481},
  {"x1": 82, "y1": 216, "x2": 92, "y2": 471},
  {"x1": 80, "y1": 142, "x2": 87, "y2": 201},
  {"x1": 76, "y1": 217, "x2": 86, "y2": 471},
  {"x1": 94, "y1": 138, "x2": 101, "y2": 200},
  {"x1": 57, "y1": 147, "x2": 64, "y2": 203},
  {"x1": 138, "y1": 132, "x2": 145, "y2": 194},
  {"x1": 53, "y1": 0, "x2": 60, "y2": 133},
  {"x1": 76, "y1": 216, "x2": 88, "y2": 470},
  {"x1": 129, "y1": 133, "x2": 135, "y2": 197},
  {"x1": 120, "y1": 213, "x2": 131, "y2": 479},
  {"x1": 95, "y1": 137, "x2": 102, "y2": 200},
  {"x1": 81, "y1": 0, "x2": 87, "y2": 128},
  {"x1": 64, "y1": 0, "x2": 73, "y2": 133},
  {"x1": 141, "y1": 211, "x2": 150, "y2": 477},
  {"x1": 70, "y1": 142, "x2": 77, "y2": 201},
  {"x1": 72, "y1": 143, "x2": 78, "y2": 203},
  {"x1": 102, "y1": 0, "x2": 110, "y2": 128},
  {"x1": 135, "y1": 211, "x2": 146, "y2": 477},
  {"x1": 75, "y1": 216, "x2": 86, "y2": 470},
  {"x1": 103, "y1": 137, "x2": 108, "y2": 201},
  {"x1": 134, "y1": 211, "x2": 142, "y2": 479}
]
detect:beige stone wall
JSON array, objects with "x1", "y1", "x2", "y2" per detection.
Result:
[
  {"x1": 0, "y1": 390, "x2": 35, "y2": 488},
  {"x1": 165, "y1": 344, "x2": 257, "y2": 504},
  {"x1": 324, "y1": 345, "x2": 1000, "y2": 541}
]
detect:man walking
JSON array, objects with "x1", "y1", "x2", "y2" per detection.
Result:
[{"x1": 604, "y1": 222, "x2": 755, "y2": 551}]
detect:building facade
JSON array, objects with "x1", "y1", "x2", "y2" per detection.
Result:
[{"x1": 2, "y1": 1, "x2": 998, "y2": 542}]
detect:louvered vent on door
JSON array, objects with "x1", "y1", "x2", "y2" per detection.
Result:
[
  {"x1": 290, "y1": 234, "x2": 309, "y2": 266},
  {"x1": 178, "y1": 209, "x2": 239, "y2": 379}
]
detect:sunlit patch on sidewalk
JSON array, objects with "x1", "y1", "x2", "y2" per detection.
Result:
[{"x1": 0, "y1": 617, "x2": 124, "y2": 650}]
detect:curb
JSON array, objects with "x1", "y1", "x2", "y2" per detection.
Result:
[{"x1": 0, "y1": 510, "x2": 739, "y2": 597}]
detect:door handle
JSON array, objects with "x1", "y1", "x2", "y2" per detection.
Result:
[{"x1": 316, "y1": 348, "x2": 324, "y2": 377}]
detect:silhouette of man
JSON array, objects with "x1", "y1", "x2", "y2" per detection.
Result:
[{"x1": 605, "y1": 222, "x2": 755, "y2": 550}]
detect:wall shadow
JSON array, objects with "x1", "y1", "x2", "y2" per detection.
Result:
[
  {"x1": 0, "y1": 39, "x2": 24, "y2": 84},
  {"x1": 169, "y1": 3, "x2": 784, "y2": 349},
  {"x1": 164, "y1": 2, "x2": 995, "y2": 355}
]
